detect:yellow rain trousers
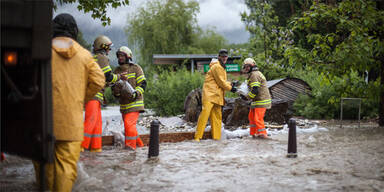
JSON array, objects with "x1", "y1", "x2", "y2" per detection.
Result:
[
  {"x1": 34, "y1": 141, "x2": 81, "y2": 192},
  {"x1": 195, "y1": 101, "x2": 222, "y2": 140}
]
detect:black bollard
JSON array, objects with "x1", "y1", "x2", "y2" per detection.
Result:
[
  {"x1": 148, "y1": 120, "x2": 160, "y2": 159},
  {"x1": 287, "y1": 118, "x2": 297, "y2": 158}
]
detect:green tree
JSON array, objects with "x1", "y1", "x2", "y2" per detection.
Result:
[
  {"x1": 126, "y1": 0, "x2": 227, "y2": 68},
  {"x1": 241, "y1": 0, "x2": 292, "y2": 66},
  {"x1": 284, "y1": 0, "x2": 384, "y2": 125},
  {"x1": 77, "y1": 30, "x2": 92, "y2": 51},
  {"x1": 55, "y1": 0, "x2": 129, "y2": 26}
]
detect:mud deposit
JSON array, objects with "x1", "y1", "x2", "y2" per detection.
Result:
[{"x1": 1, "y1": 124, "x2": 384, "y2": 192}]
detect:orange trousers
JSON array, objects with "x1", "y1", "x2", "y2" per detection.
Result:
[
  {"x1": 249, "y1": 108, "x2": 267, "y2": 136},
  {"x1": 82, "y1": 100, "x2": 102, "y2": 150},
  {"x1": 122, "y1": 112, "x2": 144, "y2": 150}
]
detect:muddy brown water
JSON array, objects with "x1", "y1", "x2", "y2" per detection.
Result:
[{"x1": 1, "y1": 124, "x2": 384, "y2": 192}]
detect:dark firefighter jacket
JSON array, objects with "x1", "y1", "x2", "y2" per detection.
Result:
[
  {"x1": 92, "y1": 53, "x2": 121, "y2": 103},
  {"x1": 247, "y1": 70, "x2": 272, "y2": 109},
  {"x1": 113, "y1": 63, "x2": 146, "y2": 114}
]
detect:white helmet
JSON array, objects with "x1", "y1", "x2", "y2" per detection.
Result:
[
  {"x1": 116, "y1": 46, "x2": 133, "y2": 58},
  {"x1": 243, "y1": 58, "x2": 256, "y2": 66}
]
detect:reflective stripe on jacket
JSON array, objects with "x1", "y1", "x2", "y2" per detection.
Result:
[
  {"x1": 247, "y1": 71, "x2": 271, "y2": 109},
  {"x1": 51, "y1": 37, "x2": 105, "y2": 141},
  {"x1": 113, "y1": 63, "x2": 146, "y2": 113},
  {"x1": 92, "y1": 53, "x2": 120, "y2": 103}
]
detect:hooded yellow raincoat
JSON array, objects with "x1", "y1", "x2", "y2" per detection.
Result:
[
  {"x1": 51, "y1": 37, "x2": 105, "y2": 141},
  {"x1": 202, "y1": 60, "x2": 232, "y2": 106},
  {"x1": 195, "y1": 59, "x2": 232, "y2": 140}
]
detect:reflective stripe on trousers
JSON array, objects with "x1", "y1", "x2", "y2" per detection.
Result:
[
  {"x1": 82, "y1": 100, "x2": 102, "y2": 150},
  {"x1": 248, "y1": 108, "x2": 267, "y2": 136},
  {"x1": 122, "y1": 112, "x2": 144, "y2": 149},
  {"x1": 33, "y1": 141, "x2": 81, "y2": 192},
  {"x1": 195, "y1": 101, "x2": 222, "y2": 140}
]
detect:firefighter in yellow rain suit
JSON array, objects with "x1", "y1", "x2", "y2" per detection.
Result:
[
  {"x1": 33, "y1": 13, "x2": 105, "y2": 191},
  {"x1": 194, "y1": 49, "x2": 237, "y2": 141},
  {"x1": 242, "y1": 58, "x2": 271, "y2": 139},
  {"x1": 112, "y1": 46, "x2": 146, "y2": 150},
  {"x1": 81, "y1": 35, "x2": 126, "y2": 153}
]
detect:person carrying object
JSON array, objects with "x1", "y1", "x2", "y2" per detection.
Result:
[
  {"x1": 194, "y1": 49, "x2": 237, "y2": 141},
  {"x1": 241, "y1": 58, "x2": 271, "y2": 139},
  {"x1": 81, "y1": 35, "x2": 127, "y2": 153},
  {"x1": 112, "y1": 46, "x2": 146, "y2": 150}
]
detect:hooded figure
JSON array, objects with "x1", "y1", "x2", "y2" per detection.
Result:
[{"x1": 33, "y1": 13, "x2": 105, "y2": 192}]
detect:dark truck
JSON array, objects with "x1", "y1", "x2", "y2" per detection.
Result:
[{"x1": 1, "y1": 0, "x2": 54, "y2": 188}]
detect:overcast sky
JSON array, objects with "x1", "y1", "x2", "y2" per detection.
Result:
[{"x1": 55, "y1": 0, "x2": 250, "y2": 45}]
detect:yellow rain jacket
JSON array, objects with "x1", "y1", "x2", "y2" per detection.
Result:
[
  {"x1": 202, "y1": 59, "x2": 232, "y2": 106},
  {"x1": 51, "y1": 37, "x2": 105, "y2": 141}
]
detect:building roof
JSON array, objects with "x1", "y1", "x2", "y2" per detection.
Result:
[
  {"x1": 267, "y1": 77, "x2": 312, "y2": 104},
  {"x1": 153, "y1": 54, "x2": 241, "y2": 65}
]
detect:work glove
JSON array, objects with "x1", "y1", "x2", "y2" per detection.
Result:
[
  {"x1": 132, "y1": 91, "x2": 138, "y2": 100},
  {"x1": 230, "y1": 86, "x2": 237, "y2": 93},
  {"x1": 231, "y1": 80, "x2": 239, "y2": 87},
  {"x1": 119, "y1": 72, "x2": 128, "y2": 81}
]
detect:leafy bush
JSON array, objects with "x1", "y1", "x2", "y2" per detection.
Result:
[
  {"x1": 145, "y1": 68, "x2": 204, "y2": 116},
  {"x1": 293, "y1": 70, "x2": 379, "y2": 119}
]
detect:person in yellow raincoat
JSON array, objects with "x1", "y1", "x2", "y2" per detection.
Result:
[
  {"x1": 194, "y1": 49, "x2": 237, "y2": 141},
  {"x1": 33, "y1": 13, "x2": 105, "y2": 191}
]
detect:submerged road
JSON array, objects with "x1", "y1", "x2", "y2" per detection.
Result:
[{"x1": 1, "y1": 123, "x2": 383, "y2": 192}]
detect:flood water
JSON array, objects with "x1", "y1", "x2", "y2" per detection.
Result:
[{"x1": 1, "y1": 124, "x2": 384, "y2": 192}]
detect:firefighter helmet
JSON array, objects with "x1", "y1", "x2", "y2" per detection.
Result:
[
  {"x1": 116, "y1": 46, "x2": 133, "y2": 58},
  {"x1": 243, "y1": 58, "x2": 256, "y2": 66},
  {"x1": 242, "y1": 58, "x2": 256, "y2": 73},
  {"x1": 93, "y1": 35, "x2": 113, "y2": 51}
]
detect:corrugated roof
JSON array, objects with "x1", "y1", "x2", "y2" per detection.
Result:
[
  {"x1": 267, "y1": 78, "x2": 311, "y2": 104},
  {"x1": 267, "y1": 78, "x2": 285, "y2": 88}
]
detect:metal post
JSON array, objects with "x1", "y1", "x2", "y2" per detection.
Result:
[
  {"x1": 340, "y1": 98, "x2": 362, "y2": 128},
  {"x1": 358, "y1": 99, "x2": 361, "y2": 129},
  {"x1": 191, "y1": 59, "x2": 195, "y2": 73},
  {"x1": 148, "y1": 120, "x2": 160, "y2": 159},
  {"x1": 340, "y1": 98, "x2": 343, "y2": 128},
  {"x1": 287, "y1": 118, "x2": 297, "y2": 158}
]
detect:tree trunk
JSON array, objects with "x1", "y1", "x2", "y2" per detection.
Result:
[
  {"x1": 380, "y1": 57, "x2": 384, "y2": 126},
  {"x1": 289, "y1": 0, "x2": 295, "y2": 15},
  {"x1": 378, "y1": 1, "x2": 384, "y2": 126}
]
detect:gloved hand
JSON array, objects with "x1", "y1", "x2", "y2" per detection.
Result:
[
  {"x1": 132, "y1": 91, "x2": 138, "y2": 100},
  {"x1": 120, "y1": 72, "x2": 128, "y2": 81},
  {"x1": 230, "y1": 86, "x2": 237, "y2": 93},
  {"x1": 240, "y1": 94, "x2": 248, "y2": 100},
  {"x1": 231, "y1": 80, "x2": 239, "y2": 87}
]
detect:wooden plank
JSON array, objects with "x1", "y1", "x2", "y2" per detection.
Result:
[{"x1": 102, "y1": 131, "x2": 213, "y2": 146}]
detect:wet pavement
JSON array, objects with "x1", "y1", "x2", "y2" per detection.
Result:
[{"x1": 1, "y1": 122, "x2": 383, "y2": 192}]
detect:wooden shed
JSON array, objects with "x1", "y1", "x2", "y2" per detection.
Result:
[{"x1": 267, "y1": 78, "x2": 312, "y2": 107}]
